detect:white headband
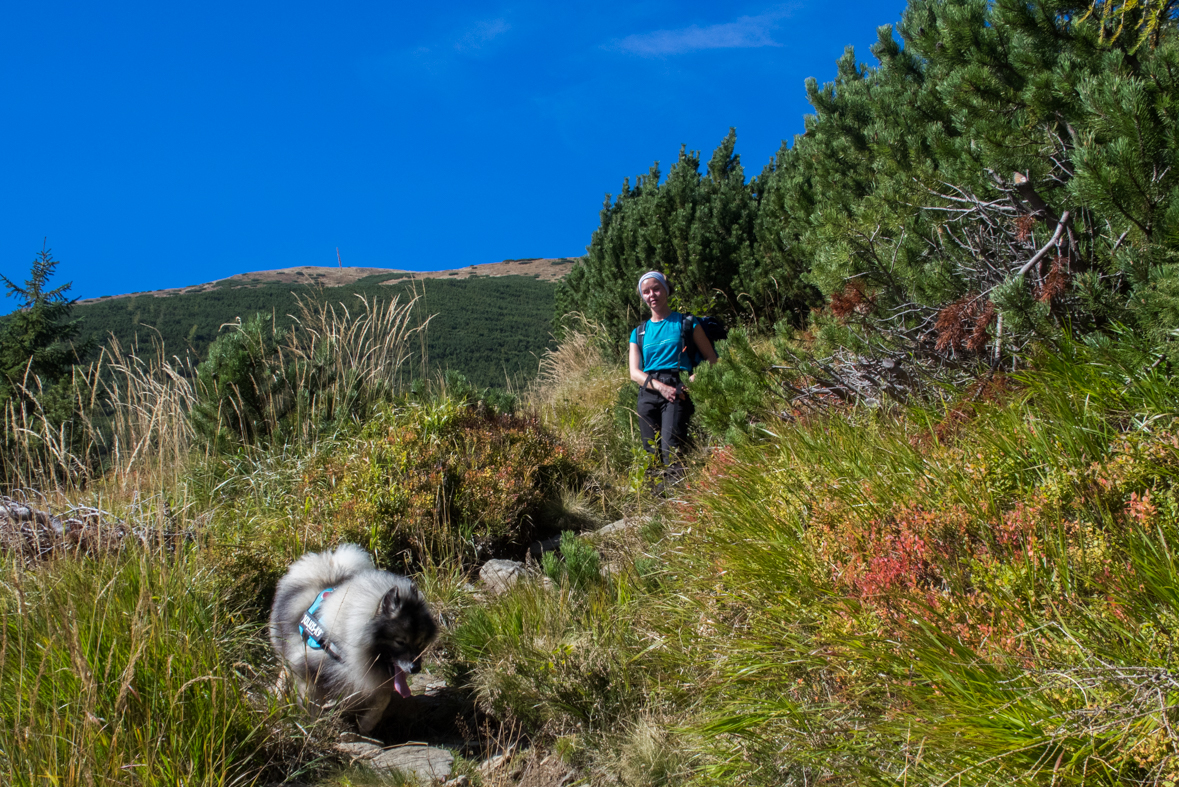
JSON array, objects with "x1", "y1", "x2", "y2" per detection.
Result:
[{"x1": 637, "y1": 271, "x2": 668, "y2": 295}]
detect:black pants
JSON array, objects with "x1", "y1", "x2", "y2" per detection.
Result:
[{"x1": 637, "y1": 371, "x2": 694, "y2": 466}]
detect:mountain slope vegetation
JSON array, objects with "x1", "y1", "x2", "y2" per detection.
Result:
[
  {"x1": 2, "y1": 1, "x2": 1179, "y2": 785},
  {"x1": 73, "y1": 274, "x2": 557, "y2": 389}
]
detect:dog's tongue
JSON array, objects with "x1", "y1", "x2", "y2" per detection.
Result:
[{"x1": 393, "y1": 666, "x2": 412, "y2": 698}]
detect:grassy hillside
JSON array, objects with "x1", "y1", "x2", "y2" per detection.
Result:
[
  {"x1": 5, "y1": 1, "x2": 1179, "y2": 780},
  {"x1": 74, "y1": 273, "x2": 556, "y2": 389},
  {"x1": 6, "y1": 318, "x2": 1178, "y2": 786}
]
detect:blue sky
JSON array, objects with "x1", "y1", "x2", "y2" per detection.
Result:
[{"x1": 1, "y1": 1, "x2": 907, "y2": 303}]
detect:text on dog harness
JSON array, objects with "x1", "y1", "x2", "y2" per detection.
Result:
[{"x1": 299, "y1": 588, "x2": 344, "y2": 662}]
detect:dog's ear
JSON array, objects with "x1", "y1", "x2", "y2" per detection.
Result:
[{"x1": 380, "y1": 586, "x2": 405, "y2": 616}]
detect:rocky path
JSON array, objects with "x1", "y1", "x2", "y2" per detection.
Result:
[
  {"x1": 327, "y1": 668, "x2": 578, "y2": 786},
  {"x1": 333, "y1": 671, "x2": 465, "y2": 782},
  {"x1": 320, "y1": 516, "x2": 645, "y2": 785}
]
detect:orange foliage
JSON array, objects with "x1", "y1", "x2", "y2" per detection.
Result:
[
  {"x1": 1014, "y1": 214, "x2": 1036, "y2": 242},
  {"x1": 1035, "y1": 256, "x2": 1070, "y2": 304},
  {"x1": 934, "y1": 294, "x2": 995, "y2": 354},
  {"x1": 830, "y1": 282, "x2": 876, "y2": 321}
]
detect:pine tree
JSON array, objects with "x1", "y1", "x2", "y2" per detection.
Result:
[
  {"x1": 0, "y1": 243, "x2": 92, "y2": 406},
  {"x1": 563, "y1": 0, "x2": 1179, "y2": 367},
  {"x1": 749, "y1": 0, "x2": 1179, "y2": 360},
  {"x1": 556, "y1": 131, "x2": 777, "y2": 351},
  {"x1": 189, "y1": 313, "x2": 289, "y2": 446}
]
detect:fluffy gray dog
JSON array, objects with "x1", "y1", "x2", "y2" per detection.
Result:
[{"x1": 269, "y1": 543, "x2": 438, "y2": 732}]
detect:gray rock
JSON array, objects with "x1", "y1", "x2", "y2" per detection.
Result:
[
  {"x1": 478, "y1": 744, "x2": 516, "y2": 775},
  {"x1": 370, "y1": 744, "x2": 454, "y2": 780},
  {"x1": 336, "y1": 740, "x2": 384, "y2": 761},
  {"x1": 479, "y1": 559, "x2": 526, "y2": 595},
  {"x1": 595, "y1": 515, "x2": 650, "y2": 538},
  {"x1": 596, "y1": 518, "x2": 629, "y2": 536},
  {"x1": 411, "y1": 670, "x2": 449, "y2": 695}
]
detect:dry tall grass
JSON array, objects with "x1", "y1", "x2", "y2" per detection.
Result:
[
  {"x1": 525, "y1": 314, "x2": 630, "y2": 473},
  {"x1": 279, "y1": 292, "x2": 427, "y2": 441},
  {"x1": 2, "y1": 337, "x2": 197, "y2": 493},
  {"x1": 3, "y1": 372, "x2": 89, "y2": 491},
  {"x1": 94, "y1": 336, "x2": 200, "y2": 491},
  {"x1": 2, "y1": 292, "x2": 428, "y2": 494}
]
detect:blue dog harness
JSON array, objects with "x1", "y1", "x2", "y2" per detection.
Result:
[{"x1": 299, "y1": 588, "x2": 344, "y2": 662}]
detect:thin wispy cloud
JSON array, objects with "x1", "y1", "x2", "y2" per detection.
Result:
[
  {"x1": 403, "y1": 16, "x2": 513, "y2": 65},
  {"x1": 612, "y1": 9, "x2": 791, "y2": 57},
  {"x1": 453, "y1": 18, "x2": 511, "y2": 52},
  {"x1": 368, "y1": 15, "x2": 514, "y2": 82}
]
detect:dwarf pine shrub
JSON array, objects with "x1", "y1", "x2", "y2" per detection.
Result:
[{"x1": 541, "y1": 531, "x2": 602, "y2": 592}]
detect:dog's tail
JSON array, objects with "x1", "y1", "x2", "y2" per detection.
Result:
[{"x1": 284, "y1": 543, "x2": 375, "y2": 589}]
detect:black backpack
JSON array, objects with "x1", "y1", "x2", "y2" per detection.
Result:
[{"x1": 636, "y1": 314, "x2": 728, "y2": 369}]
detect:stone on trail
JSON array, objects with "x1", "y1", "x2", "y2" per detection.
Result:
[
  {"x1": 593, "y1": 515, "x2": 650, "y2": 539},
  {"x1": 336, "y1": 740, "x2": 384, "y2": 761},
  {"x1": 337, "y1": 739, "x2": 455, "y2": 781},
  {"x1": 479, "y1": 559, "x2": 527, "y2": 595},
  {"x1": 369, "y1": 744, "x2": 454, "y2": 780}
]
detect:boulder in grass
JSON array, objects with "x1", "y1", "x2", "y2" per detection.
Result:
[
  {"x1": 590, "y1": 515, "x2": 650, "y2": 540},
  {"x1": 479, "y1": 559, "x2": 527, "y2": 595}
]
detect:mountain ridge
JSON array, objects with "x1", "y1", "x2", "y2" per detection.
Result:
[{"x1": 78, "y1": 257, "x2": 580, "y2": 304}]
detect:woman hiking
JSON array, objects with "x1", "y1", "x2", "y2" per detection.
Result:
[{"x1": 628, "y1": 271, "x2": 717, "y2": 490}]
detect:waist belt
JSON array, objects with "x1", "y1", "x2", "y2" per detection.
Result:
[{"x1": 642, "y1": 369, "x2": 684, "y2": 390}]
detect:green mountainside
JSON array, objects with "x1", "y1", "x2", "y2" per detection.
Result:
[
  {"x1": 9, "y1": 3, "x2": 1179, "y2": 784},
  {"x1": 73, "y1": 274, "x2": 556, "y2": 389}
]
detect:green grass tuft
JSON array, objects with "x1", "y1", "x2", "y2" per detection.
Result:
[{"x1": 0, "y1": 547, "x2": 333, "y2": 786}]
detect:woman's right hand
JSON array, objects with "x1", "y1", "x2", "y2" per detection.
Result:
[{"x1": 656, "y1": 380, "x2": 678, "y2": 402}]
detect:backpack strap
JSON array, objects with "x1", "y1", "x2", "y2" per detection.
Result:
[
  {"x1": 636, "y1": 320, "x2": 648, "y2": 372},
  {"x1": 680, "y1": 314, "x2": 697, "y2": 369}
]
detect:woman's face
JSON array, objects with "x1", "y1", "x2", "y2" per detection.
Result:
[{"x1": 640, "y1": 278, "x2": 668, "y2": 312}]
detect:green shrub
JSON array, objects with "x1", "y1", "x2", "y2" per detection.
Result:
[
  {"x1": 448, "y1": 579, "x2": 647, "y2": 735},
  {"x1": 190, "y1": 313, "x2": 287, "y2": 447},
  {"x1": 318, "y1": 398, "x2": 578, "y2": 568},
  {"x1": 541, "y1": 531, "x2": 602, "y2": 592}
]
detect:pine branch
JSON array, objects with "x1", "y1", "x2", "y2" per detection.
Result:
[
  {"x1": 1017, "y1": 211, "x2": 1071, "y2": 278},
  {"x1": 1012, "y1": 173, "x2": 1061, "y2": 230}
]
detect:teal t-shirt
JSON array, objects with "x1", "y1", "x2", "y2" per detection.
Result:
[{"x1": 630, "y1": 312, "x2": 691, "y2": 372}]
